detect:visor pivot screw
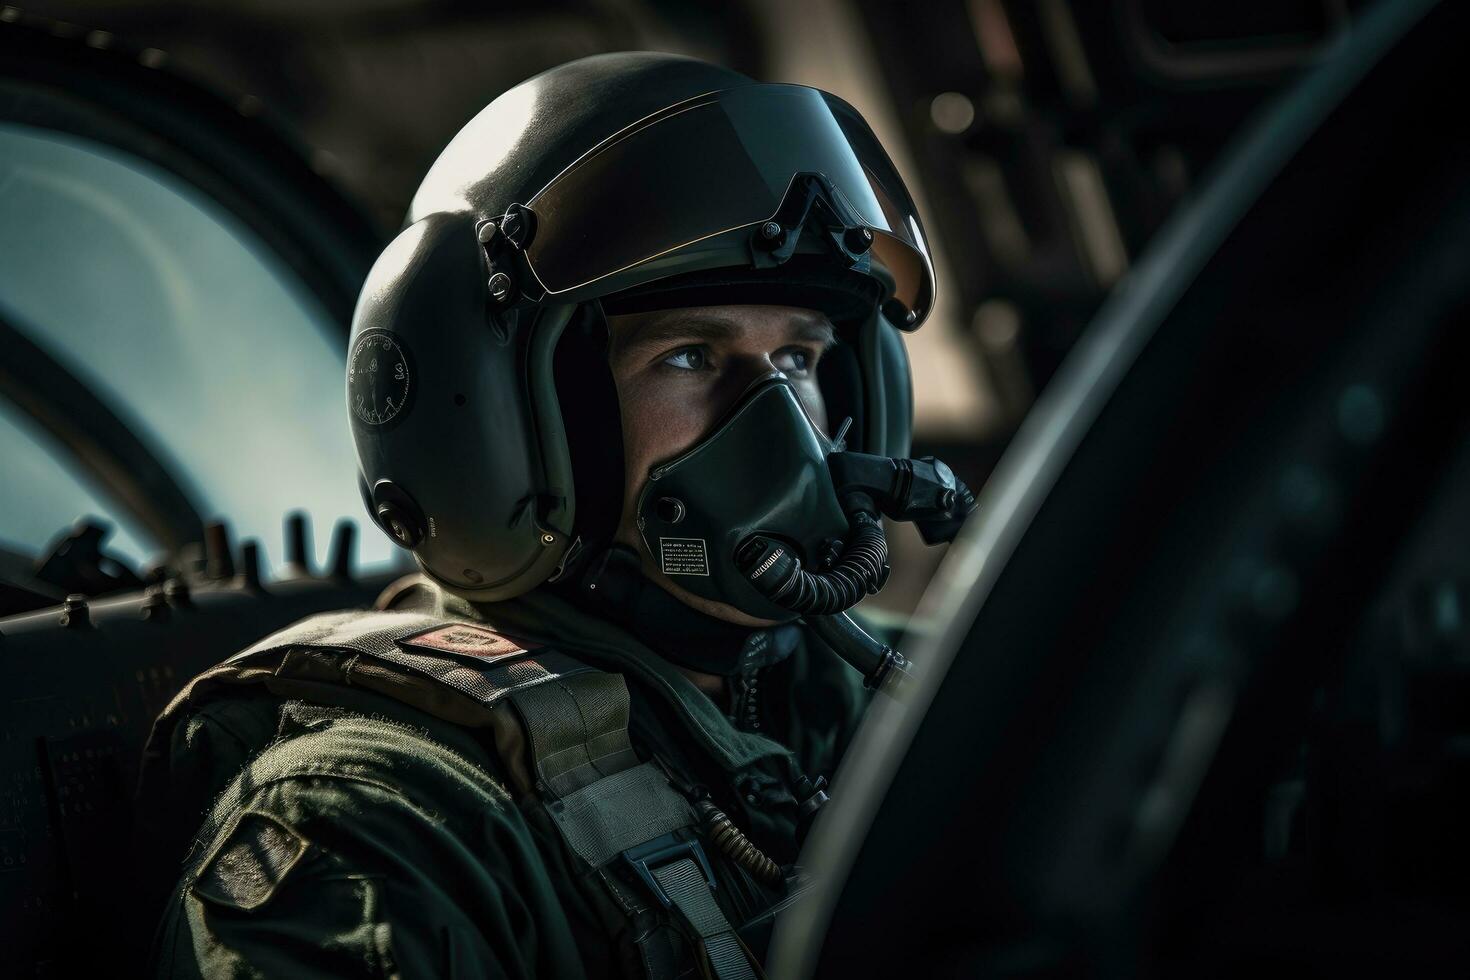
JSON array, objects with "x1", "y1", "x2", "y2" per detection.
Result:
[
  {"x1": 487, "y1": 271, "x2": 513, "y2": 302},
  {"x1": 476, "y1": 220, "x2": 499, "y2": 244},
  {"x1": 540, "y1": 532, "x2": 556, "y2": 545},
  {"x1": 655, "y1": 497, "x2": 686, "y2": 524},
  {"x1": 756, "y1": 221, "x2": 785, "y2": 250},
  {"x1": 376, "y1": 501, "x2": 424, "y2": 549},
  {"x1": 843, "y1": 227, "x2": 873, "y2": 254},
  {"x1": 500, "y1": 205, "x2": 535, "y2": 249}
]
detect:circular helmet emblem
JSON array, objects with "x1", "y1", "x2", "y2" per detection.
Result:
[{"x1": 349, "y1": 330, "x2": 412, "y2": 426}]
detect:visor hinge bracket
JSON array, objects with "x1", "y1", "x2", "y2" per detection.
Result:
[
  {"x1": 476, "y1": 218, "x2": 522, "y2": 314},
  {"x1": 748, "y1": 173, "x2": 874, "y2": 271},
  {"x1": 499, "y1": 203, "x2": 536, "y2": 250}
]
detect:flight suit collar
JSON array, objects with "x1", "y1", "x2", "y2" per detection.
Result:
[{"x1": 431, "y1": 584, "x2": 797, "y2": 774}]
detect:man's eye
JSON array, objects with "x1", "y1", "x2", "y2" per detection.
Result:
[
  {"x1": 774, "y1": 349, "x2": 812, "y2": 375},
  {"x1": 662, "y1": 347, "x2": 708, "y2": 371}
]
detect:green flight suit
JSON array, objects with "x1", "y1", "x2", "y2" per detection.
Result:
[{"x1": 143, "y1": 581, "x2": 869, "y2": 978}]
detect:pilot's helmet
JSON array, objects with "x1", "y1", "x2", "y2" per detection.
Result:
[{"x1": 348, "y1": 52, "x2": 935, "y2": 608}]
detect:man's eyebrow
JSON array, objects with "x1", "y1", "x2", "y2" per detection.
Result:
[
  {"x1": 613, "y1": 315, "x2": 742, "y2": 354},
  {"x1": 792, "y1": 318, "x2": 837, "y2": 348}
]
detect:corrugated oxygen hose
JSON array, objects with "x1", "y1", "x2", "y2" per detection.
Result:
[{"x1": 735, "y1": 511, "x2": 887, "y2": 616}]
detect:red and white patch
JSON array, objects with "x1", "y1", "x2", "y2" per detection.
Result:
[{"x1": 398, "y1": 623, "x2": 535, "y2": 664}]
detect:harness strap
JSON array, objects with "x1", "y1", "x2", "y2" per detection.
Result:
[
  {"x1": 511, "y1": 671, "x2": 760, "y2": 980},
  {"x1": 510, "y1": 672, "x2": 640, "y2": 796},
  {"x1": 653, "y1": 860, "x2": 757, "y2": 980},
  {"x1": 545, "y1": 763, "x2": 691, "y2": 868}
]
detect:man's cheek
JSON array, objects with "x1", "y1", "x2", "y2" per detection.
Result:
[{"x1": 648, "y1": 400, "x2": 712, "y2": 449}]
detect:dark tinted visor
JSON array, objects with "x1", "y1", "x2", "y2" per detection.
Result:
[{"x1": 523, "y1": 84, "x2": 935, "y2": 325}]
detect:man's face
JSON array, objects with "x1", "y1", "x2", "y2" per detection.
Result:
[{"x1": 606, "y1": 304, "x2": 835, "y2": 626}]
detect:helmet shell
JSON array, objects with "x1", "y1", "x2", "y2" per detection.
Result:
[{"x1": 409, "y1": 53, "x2": 755, "y2": 226}]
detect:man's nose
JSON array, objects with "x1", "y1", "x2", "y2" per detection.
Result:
[
  {"x1": 729, "y1": 351, "x2": 787, "y2": 384},
  {"x1": 733, "y1": 349, "x2": 790, "y2": 381},
  {"x1": 714, "y1": 351, "x2": 785, "y2": 402}
]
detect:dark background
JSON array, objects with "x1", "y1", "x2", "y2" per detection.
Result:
[{"x1": 2, "y1": 0, "x2": 1367, "y2": 612}]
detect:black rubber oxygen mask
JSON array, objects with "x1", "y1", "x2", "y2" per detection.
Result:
[{"x1": 633, "y1": 373, "x2": 855, "y2": 623}]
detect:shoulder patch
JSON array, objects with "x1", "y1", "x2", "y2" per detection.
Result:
[
  {"x1": 399, "y1": 622, "x2": 536, "y2": 664},
  {"x1": 191, "y1": 811, "x2": 309, "y2": 911}
]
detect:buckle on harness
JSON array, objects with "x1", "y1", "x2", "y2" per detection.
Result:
[{"x1": 623, "y1": 832, "x2": 717, "y2": 909}]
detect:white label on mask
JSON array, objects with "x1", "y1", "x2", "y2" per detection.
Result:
[{"x1": 659, "y1": 537, "x2": 710, "y2": 576}]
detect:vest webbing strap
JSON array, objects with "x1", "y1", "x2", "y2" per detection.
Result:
[
  {"x1": 511, "y1": 669, "x2": 760, "y2": 980},
  {"x1": 544, "y1": 763, "x2": 691, "y2": 868},
  {"x1": 653, "y1": 860, "x2": 757, "y2": 980},
  {"x1": 510, "y1": 672, "x2": 640, "y2": 796}
]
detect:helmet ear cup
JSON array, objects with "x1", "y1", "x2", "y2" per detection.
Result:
[
  {"x1": 553, "y1": 304, "x2": 625, "y2": 556},
  {"x1": 351, "y1": 215, "x2": 573, "y2": 598}
]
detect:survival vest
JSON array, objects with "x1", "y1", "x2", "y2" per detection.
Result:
[{"x1": 144, "y1": 609, "x2": 788, "y2": 980}]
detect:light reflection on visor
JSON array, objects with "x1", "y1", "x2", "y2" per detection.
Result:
[{"x1": 522, "y1": 84, "x2": 935, "y2": 325}]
